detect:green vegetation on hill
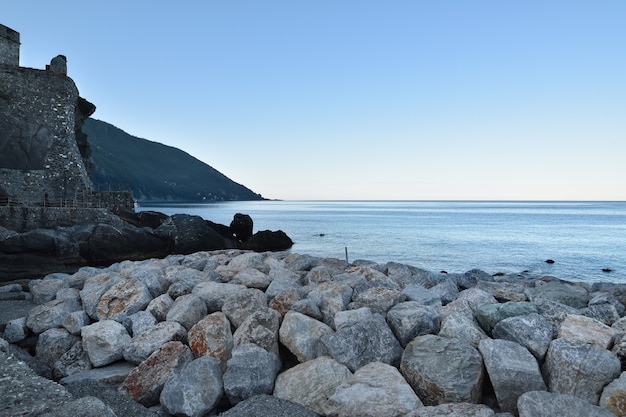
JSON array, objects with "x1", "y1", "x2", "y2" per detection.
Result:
[{"x1": 84, "y1": 118, "x2": 265, "y2": 203}]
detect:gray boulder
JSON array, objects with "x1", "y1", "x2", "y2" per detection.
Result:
[
  {"x1": 30, "y1": 278, "x2": 68, "y2": 304},
  {"x1": 222, "y1": 288, "x2": 268, "y2": 328},
  {"x1": 557, "y1": 313, "x2": 617, "y2": 349},
  {"x1": 160, "y1": 355, "x2": 224, "y2": 417},
  {"x1": 193, "y1": 281, "x2": 248, "y2": 313},
  {"x1": 545, "y1": 337, "x2": 621, "y2": 404},
  {"x1": 279, "y1": 311, "x2": 333, "y2": 362},
  {"x1": 123, "y1": 310, "x2": 157, "y2": 336},
  {"x1": 4, "y1": 316, "x2": 28, "y2": 343},
  {"x1": 82, "y1": 320, "x2": 131, "y2": 367},
  {"x1": 386, "y1": 301, "x2": 440, "y2": 347},
  {"x1": 321, "y1": 314, "x2": 403, "y2": 371},
  {"x1": 145, "y1": 293, "x2": 173, "y2": 321},
  {"x1": 223, "y1": 343, "x2": 279, "y2": 404},
  {"x1": 233, "y1": 308, "x2": 281, "y2": 356},
  {"x1": 405, "y1": 403, "x2": 496, "y2": 416},
  {"x1": 273, "y1": 356, "x2": 352, "y2": 415},
  {"x1": 26, "y1": 296, "x2": 82, "y2": 334},
  {"x1": 123, "y1": 320, "x2": 187, "y2": 364},
  {"x1": 478, "y1": 338, "x2": 546, "y2": 414},
  {"x1": 326, "y1": 361, "x2": 423, "y2": 417},
  {"x1": 217, "y1": 394, "x2": 320, "y2": 417},
  {"x1": 474, "y1": 301, "x2": 537, "y2": 334},
  {"x1": 52, "y1": 341, "x2": 92, "y2": 380},
  {"x1": 349, "y1": 286, "x2": 406, "y2": 315},
  {"x1": 517, "y1": 391, "x2": 615, "y2": 417},
  {"x1": 165, "y1": 293, "x2": 207, "y2": 330},
  {"x1": 38, "y1": 396, "x2": 117, "y2": 417},
  {"x1": 476, "y1": 280, "x2": 528, "y2": 302},
  {"x1": 491, "y1": 312, "x2": 554, "y2": 361},
  {"x1": 600, "y1": 371, "x2": 626, "y2": 416},
  {"x1": 400, "y1": 334, "x2": 484, "y2": 405},
  {"x1": 525, "y1": 280, "x2": 590, "y2": 308},
  {"x1": 36, "y1": 327, "x2": 78, "y2": 367},
  {"x1": 438, "y1": 312, "x2": 488, "y2": 348},
  {"x1": 79, "y1": 272, "x2": 124, "y2": 319},
  {"x1": 401, "y1": 284, "x2": 442, "y2": 307},
  {"x1": 62, "y1": 310, "x2": 90, "y2": 336},
  {"x1": 96, "y1": 278, "x2": 153, "y2": 322},
  {"x1": 231, "y1": 267, "x2": 272, "y2": 290}
]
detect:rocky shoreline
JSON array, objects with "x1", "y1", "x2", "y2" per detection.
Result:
[{"x1": 2, "y1": 250, "x2": 626, "y2": 416}]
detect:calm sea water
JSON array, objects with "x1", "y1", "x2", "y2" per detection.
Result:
[{"x1": 138, "y1": 201, "x2": 626, "y2": 284}]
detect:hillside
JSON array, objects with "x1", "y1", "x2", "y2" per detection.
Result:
[{"x1": 84, "y1": 118, "x2": 265, "y2": 203}]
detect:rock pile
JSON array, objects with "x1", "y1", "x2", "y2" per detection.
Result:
[{"x1": 3, "y1": 249, "x2": 626, "y2": 416}]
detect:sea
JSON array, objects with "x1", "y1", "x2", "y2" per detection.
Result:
[{"x1": 137, "y1": 200, "x2": 626, "y2": 284}]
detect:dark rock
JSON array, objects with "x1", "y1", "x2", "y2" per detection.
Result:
[
  {"x1": 243, "y1": 230, "x2": 293, "y2": 252},
  {"x1": 217, "y1": 394, "x2": 320, "y2": 417},
  {"x1": 231, "y1": 213, "x2": 254, "y2": 242},
  {"x1": 155, "y1": 214, "x2": 230, "y2": 254}
]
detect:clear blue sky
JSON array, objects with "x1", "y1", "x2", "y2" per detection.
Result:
[{"x1": 4, "y1": 1, "x2": 625, "y2": 200}]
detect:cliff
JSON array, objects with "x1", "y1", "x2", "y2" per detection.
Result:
[{"x1": 85, "y1": 118, "x2": 265, "y2": 203}]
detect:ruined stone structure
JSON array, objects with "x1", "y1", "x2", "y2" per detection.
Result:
[
  {"x1": 0, "y1": 24, "x2": 19, "y2": 66},
  {"x1": 0, "y1": 23, "x2": 134, "y2": 231}
]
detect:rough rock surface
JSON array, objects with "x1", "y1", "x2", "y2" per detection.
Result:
[{"x1": 3, "y1": 250, "x2": 626, "y2": 416}]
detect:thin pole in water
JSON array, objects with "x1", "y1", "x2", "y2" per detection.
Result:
[{"x1": 345, "y1": 246, "x2": 349, "y2": 266}]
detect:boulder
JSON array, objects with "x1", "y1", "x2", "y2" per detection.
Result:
[
  {"x1": 558, "y1": 314, "x2": 617, "y2": 349},
  {"x1": 30, "y1": 278, "x2": 69, "y2": 304},
  {"x1": 122, "y1": 320, "x2": 187, "y2": 364},
  {"x1": 120, "y1": 341, "x2": 194, "y2": 407},
  {"x1": 517, "y1": 391, "x2": 615, "y2": 417},
  {"x1": 600, "y1": 371, "x2": 626, "y2": 416},
  {"x1": 188, "y1": 312, "x2": 234, "y2": 372},
  {"x1": 79, "y1": 272, "x2": 124, "y2": 319},
  {"x1": 4, "y1": 317, "x2": 28, "y2": 343},
  {"x1": 326, "y1": 361, "x2": 423, "y2": 417},
  {"x1": 165, "y1": 293, "x2": 207, "y2": 330},
  {"x1": 386, "y1": 301, "x2": 440, "y2": 347},
  {"x1": 222, "y1": 288, "x2": 268, "y2": 328},
  {"x1": 401, "y1": 284, "x2": 442, "y2": 307},
  {"x1": 334, "y1": 307, "x2": 374, "y2": 331},
  {"x1": 81, "y1": 320, "x2": 131, "y2": 367},
  {"x1": 155, "y1": 214, "x2": 227, "y2": 254},
  {"x1": 26, "y1": 296, "x2": 82, "y2": 334},
  {"x1": 36, "y1": 328, "x2": 79, "y2": 367},
  {"x1": 349, "y1": 286, "x2": 406, "y2": 315},
  {"x1": 308, "y1": 281, "x2": 353, "y2": 328},
  {"x1": 217, "y1": 394, "x2": 320, "y2": 417},
  {"x1": 476, "y1": 280, "x2": 528, "y2": 302},
  {"x1": 545, "y1": 337, "x2": 621, "y2": 404},
  {"x1": 96, "y1": 279, "x2": 153, "y2": 322},
  {"x1": 242, "y1": 230, "x2": 293, "y2": 251},
  {"x1": 192, "y1": 281, "x2": 247, "y2": 312},
  {"x1": 223, "y1": 343, "x2": 280, "y2": 404},
  {"x1": 145, "y1": 293, "x2": 173, "y2": 321},
  {"x1": 62, "y1": 310, "x2": 90, "y2": 336},
  {"x1": 478, "y1": 338, "x2": 546, "y2": 414},
  {"x1": 438, "y1": 312, "x2": 488, "y2": 348},
  {"x1": 405, "y1": 403, "x2": 496, "y2": 417},
  {"x1": 160, "y1": 355, "x2": 224, "y2": 417},
  {"x1": 233, "y1": 308, "x2": 281, "y2": 356},
  {"x1": 273, "y1": 356, "x2": 352, "y2": 415},
  {"x1": 231, "y1": 268, "x2": 272, "y2": 290},
  {"x1": 230, "y1": 213, "x2": 253, "y2": 242},
  {"x1": 38, "y1": 396, "x2": 117, "y2": 417},
  {"x1": 474, "y1": 301, "x2": 537, "y2": 334},
  {"x1": 400, "y1": 334, "x2": 484, "y2": 405},
  {"x1": 279, "y1": 311, "x2": 333, "y2": 362},
  {"x1": 52, "y1": 341, "x2": 92, "y2": 380},
  {"x1": 321, "y1": 314, "x2": 403, "y2": 372},
  {"x1": 123, "y1": 310, "x2": 157, "y2": 336},
  {"x1": 491, "y1": 312, "x2": 554, "y2": 361},
  {"x1": 525, "y1": 280, "x2": 590, "y2": 308}
]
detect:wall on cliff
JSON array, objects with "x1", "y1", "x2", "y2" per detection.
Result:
[{"x1": 0, "y1": 64, "x2": 94, "y2": 203}]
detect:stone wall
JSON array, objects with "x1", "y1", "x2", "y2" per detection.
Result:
[
  {"x1": 0, "y1": 206, "x2": 126, "y2": 233},
  {"x1": 0, "y1": 24, "x2": 20, "y2": 66},
  {"x1": 0, "y1": 65, "x2": 94, "y2": 202}
]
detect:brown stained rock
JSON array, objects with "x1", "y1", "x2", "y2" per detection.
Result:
[
  {"x1": 120, "y1": 341, "x2": 194, "y2": 407},
  {"x1": 269, "y1": 288, "x2": 302, "y2": 319},
  {"x1": 96, "y1": 279, "x2": 152, "y2": 322},
  {"x1": 188, "y1": 312, "x2": 233, "y2": 372}
]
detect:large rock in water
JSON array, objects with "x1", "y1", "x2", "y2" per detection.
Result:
[{"x1": 155, "y1": 214, "x2": 230, "y2": 254}]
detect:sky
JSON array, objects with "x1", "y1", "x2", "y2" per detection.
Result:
[{"x1": 3, "y1": 1, "x2": 625, "y2": 200}]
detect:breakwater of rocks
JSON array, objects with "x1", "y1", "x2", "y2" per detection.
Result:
[{"x1": 2, "y1": 249, "x2": 626, "y2": 417}]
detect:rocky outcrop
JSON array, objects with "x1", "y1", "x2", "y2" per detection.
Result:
[
  {"x1": 0, "y1": 212, "x2": 293, "y2": 282},
  {"x1": 3, "y1": 251, "x2": 626, "y2": 416}
]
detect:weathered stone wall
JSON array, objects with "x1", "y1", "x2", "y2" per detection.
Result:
[
  {"x1": 92, "y1": 191, "x2": 135, "y2": 212},
  {"x1": 0, "y1": 206, "x2": 126, "y2": 232},
  {"x1": 0, "y1": 24, "x2": 20, "y2": 66},
  {"x1": 0, "y1": 65, "x2": 94, "y2": 202}
]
